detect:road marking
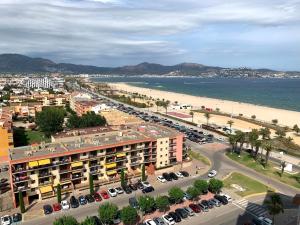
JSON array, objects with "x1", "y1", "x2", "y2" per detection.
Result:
[{"x1": 233, "y1": 199, "x2": 268, "y2": 218}]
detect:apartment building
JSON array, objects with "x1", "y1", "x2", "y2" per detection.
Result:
[
  {"x1": 8, "y1": 124, "x2": 183, "y2": 207},
  {"x1": 0, "y1": 108, "x2": 14, "y2": 161},
  {"x1": 69, "y1": 92, "x2": 92, "y2": 111}
]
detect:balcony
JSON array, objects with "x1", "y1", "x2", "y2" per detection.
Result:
[
  {"x1": 39, "y1": 171, "x2": 51, "y2": 178},
  {"x1": 71, "y1": 173, "x2": 83, "y2": 180}
]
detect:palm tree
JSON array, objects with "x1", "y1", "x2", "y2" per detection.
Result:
[
  {"x1": 163, "y1": 100, "x2": 170, "y2": 114},
  {"x1": 227, "y1": 120, "x2": 234, "y2": 134},
  {"x1": 235, "y1": 130, "x2": 246, "y2": 154},
  {"x1": 204, "y1": 112, "x2": 211, "y2": 125},
  {"x1": 248, "y1": 129, "x2": 259, "y2": 152},
  {"x1": 155, "y1": 101, "x2": 161, "y2": 112},
  {"x1": 189, "y1": 111, "x2": 194, "y2": 123},
  {"x1": 263, "y1": 141, "x2": 273, "y2": 167},
  {"x1": 260, "y1": 127, "x2": 271, "y2": 140},
  {"x1": 293, "y1": 124, "x2": 300, "y2": 135},
  {"x1": 254, "y1": 140, "x2": 262, "y2": 160},
  {"x1": 228, "y1": 135, "x2": 237, "y2": 153},
  {"x1": 272, "y1": 119, "x2": 278, "y2": 125},
  {"x1": 265, "y1": 193, "x2": 284, "y2": 224},
  {"x1": 280, "y1": 161, "x2": 286, "y2": 177}
]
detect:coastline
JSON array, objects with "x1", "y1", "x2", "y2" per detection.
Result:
[{"x1": 108, "y1": 82, "x2": 300, "y2": 128}]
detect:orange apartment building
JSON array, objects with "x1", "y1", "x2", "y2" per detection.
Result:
[{"x1": 0, "y1": 108, "x2": 14, "y2": 161}]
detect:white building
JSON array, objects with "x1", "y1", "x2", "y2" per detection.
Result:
[{"x1": 24, "y1": 77, "x2": 65, "y2": 90}]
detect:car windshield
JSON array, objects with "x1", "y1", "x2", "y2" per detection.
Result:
[{"x1": 3, "y1": 217, "x2": 9, "y2": 221}]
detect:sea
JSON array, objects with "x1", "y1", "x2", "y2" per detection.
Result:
[{"x1": 92, "y1": 77, "x2": 300, "y2": 112}]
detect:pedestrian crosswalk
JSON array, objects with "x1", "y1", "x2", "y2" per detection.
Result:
[{"x1": 233, "y1": 199, "x2": 267, "y2": 217}]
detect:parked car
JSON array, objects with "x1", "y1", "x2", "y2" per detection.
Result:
[
  {"x1": 162, "y1": 173, "x2": 172, "y2": 181},
  {"x1": 128, "y1": 183, "x2": 137, "y2": 191},
  {"x1": 142, "y1": 186, "x2": 154, "y2": 194},
  {"x1": 175, "y1": 172, "x2": 184, "y2": 178},
  {"x1": 115, "y1": 187, "x2": 124, "y2": 194},
  {"x1": 129, "y1": 197, "x2": 139, "y2": 209},
  {"x1": 122, "y1": 185, "x2": 132, "y2": 194},
  {"x1": 79, "y1": 195, "x2": 88, "y2": 205},
  {"x1": 189, "y1": 203, "x2": 201, "y2": 213},
  {"x1": 179, "y1": 171, "x2": 189, "y2": 177},
  {"x1": 220, "y1": 194, "x2": 232, "y2": 202},
  {"x1": 215, "y1": 195, "x2": 228, "y2": 205},
  {"x1": 52, "y1": 203, "x2": 62, "y2": 211},
  {"x1": 206, "y1": 199, "x2": 215, "y2": 208},
  {"x1": 183, "y1": 192, "x2": 193, "y2": 201},
  {"x1": 198, "y1": 202, "x2": 209, "y2": 212},
  {"x1": 108, "y1": 188, "x2": 117, "y2": 197},
  {"x1": 169, "y1": 172, "x2": 178, "y2": 180},
  {"x1": 113, "y1": 210, "x2": 121, "y2": 224},
  {"x1": 43, "y1": 204, "x2": 53, "y2": 215},
  {"x1": 70, "y1": 196, "x2": 79, "y2": 208},
  {"x1": 144, "y1": 219, "x2": 156, "y2": 225},
  {"x1": 208, "y1": 170, "x2": 217, "y2": 178},
  {"x1": 141, "y1": 181, "x2": 151, "y2": 188},
  {"x1": 162, "y1": 214, "x2": 175, "y2": 225},
  {"x1": 210, "y1": 198, "x2": 221, "y2": 207},
  {"x1": 168, "y1": 211, "x2": 181, "y2": 223},
  {"x1": 11, "y1": 213, "x2": 22, "y2": 223},
  {"x1": 258, "y1": 217, "x2": 273, "y2": 225},
  {"x1": 100, "y1": 190, "x2": 110, "y2": 199},
  {"x1": 86, "y1": 194, "x2": 95, "y2": 203},
  {"x1": 183, "y1": 206, "x2": 195, "y2": 216},
  {"x1": 153, "y1": 217, "x2": 165, "y2": 225},
  {"x1": 94, "y1": 192, "x2": 102, "y2": 202},
  {"x1": 91, "y1": 216, "x2": 103, "y2": 225},
  {"x1": 175, "y1": 208, "x2": 188, "y2": 219},
  {"x1": 61, "y1": 200, "x2": 70, "y2": 210},
  {"x1": 0, "y1": 215, "x2": 11, "y2": 225},
  {"x1": 157, "y1": 175, "x2": 167, "y2": 183}
]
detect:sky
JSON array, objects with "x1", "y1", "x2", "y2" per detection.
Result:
[{"x1": 0, "y1": 0, "x2": 300, "y2": 70}]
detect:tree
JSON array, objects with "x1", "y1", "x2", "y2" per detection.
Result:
[
  {"x1": 98, "y1": 203, "x2": 118, "y2": 225},
  {"x1": 18, "y1": 191, "x2": 25, "y2": 213},
  {"x1": 57, "y1": 183, "x2": 62, "y2": 203},
  {"x1": 272, "y1": 119, "x2": 278, "y2": 125},
  {"x1": 228, "y1": 135, "x2": 237, "y2": 153},
  {"x1": 67, "y1": 111, "x2": 106, "y2": 129},
  {"x1": 189, "y1": 111, "x2": 194, "y2": 123},
  {"x1": 36, "y1": 107, "x2": 65, "y2": 137},
  {"x1": 155, "y1": 101, "x2": 161, "y2": 112},
  {"x1": 193, "y1": 179, "x2": 208, "y2": 193},
  {"x1": 121, "y1": 169, "x2": 126, "y2": 187},
  {"x1": 227, "y1": 120, "x2": 234, "y2": 134},
  {"x1": 275, "y1": 129, "x2": 286, "y2": 138},
  {"x1": 235, "y1": 130, "x2": 246, "y2": 153},
  {"x1": 186, "y1": 186, "x2": 200, "y2": 202},
  {"x1": 208, "y1": 178, "x2": 223, "y2": 194},
  {"x1": 293, "y1": 124, "x2": 300, "y2": 134},
  {"x1": 138, "y1": 196, "x2": 155, "y2": 214},
  {"x1": 168, "y1": 187, "x2": 184, "y2": 204},
  {"x1": 280, "y1": 161, "x2": 287, "y2": 177},
  {"x1": 80, "y1": 217, "x2": 97, "y2": 225},
  {"x1": 141, "y1": 164, "x2": 146, "y2": 181},
  {"x1": 155, "y1": 196, "x2": 170, "y2": 212},
  {"x1": 54, "y1": 216, "x2": 79, "y2": 225},
  {"x1": 248, "y1": 129, "x2": 259, "y2": 152},
  {"x1": 251, "y1": 115, "x2": 256, "y2": 120},
  {"x1": 260, "y1": 127, "x2": 271, "y2": 140},
  {"x1": 263, "y1": 141, "x2": 273, "y2": 167},
  {"x1": 162, "y1": 100, "x2": 170, "y2": 114},
  {"x1": 265, "y1": 193, "x2": 284, "y2": 224},
  {"x1": 254, "y1": 140, "x2": 262, "y2": 160},
  {"x1": 89, "y1": 174, "x2": 94, "y2": 195},
  {"x1": 204, "y1": 112, "x2": 211, "y2": 125},
  {"x1": 120, "y1": 206, "x2": 138, "y2": 225}
]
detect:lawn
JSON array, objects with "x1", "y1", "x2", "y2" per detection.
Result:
[
  {"x1": 226, "y1": 152, "x2": 300, "y2": 189},
  {"x1": 223, "y1": 172, "x2": 273, "y2": 197},
  {"x1": 13, "y1": 127, "x2": 50, "y2": 147},
  {"x1": 188, "y1": 150, "x2": 211, "y2": 166}
]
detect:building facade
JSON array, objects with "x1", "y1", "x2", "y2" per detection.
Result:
[
  {"x1": 9, "y1": 124, "x2": 183, "y2": 207},
  {"x1": 0, "y1": 108, "x2": 14, "y2": 161}
]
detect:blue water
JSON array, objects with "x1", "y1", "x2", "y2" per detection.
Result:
[{"x1": 92, "y1": 77, "x2": 300, "y2": 112}]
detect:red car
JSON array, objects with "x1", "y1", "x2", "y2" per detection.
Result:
[
  {"x1": 100, "y1": 190, "x2": 110, "y2": 199},
  {"x1": 189, "y1": 203, "x2": 201, "y2": 213},
  {"x1": 52, "y1": 203, "x2": 61, "y2": 211},
  {"x1": 94, "y1": 192, "x2": 102, "y2": 202}
]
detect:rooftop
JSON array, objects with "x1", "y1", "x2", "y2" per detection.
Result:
[{"x1": 9, "y1": 123, "x2": 181, "y2": 163}]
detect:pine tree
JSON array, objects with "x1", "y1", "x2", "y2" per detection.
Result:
[
  {"x1": 56, "y1": 183, "x2": 62, "y2": 203},
  {"x1": 89, "y1": 174, "x2": 94, "y2": 195},
  {"x1": 18, "y1": 191, "x2": 25, "y2": 213}
]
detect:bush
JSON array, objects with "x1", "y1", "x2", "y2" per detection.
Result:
[
  {"x1": 155, "y1": 196, "x2": 170, "y2": 212},
  {"x1": 98, "y1": 203, "x2": 118, "y2": 225},
  {"x1": 120, "y1": 206, "x2": 138, "y2": 225},
  {"x1": 208, "y1": 178, "x2": 223, "y2": 193},
  {"x1": 168, "y1": 187, "x2": 184, "y2": 204}
]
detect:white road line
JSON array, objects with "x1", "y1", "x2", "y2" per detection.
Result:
[{"x1": 232, "y1": 202, "x2": 257, "y2": 218}]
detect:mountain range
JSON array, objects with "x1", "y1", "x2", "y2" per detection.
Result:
[{"x1": 0, "y1": 54, "x2": 299, "y2": 78}]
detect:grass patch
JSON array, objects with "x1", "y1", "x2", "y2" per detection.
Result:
[
  {"x1": 223, "y1": 172, "x2": 274, "y2": 197},
  {"x1": 226, "y1": 152, "x2": 300, "y2": 189},
  {"x1": 188, "y1": 150, "x2": 211, "y2": 166},
  {"x1": 13, "y1": 127, "x2": 50, "y2": 147}
]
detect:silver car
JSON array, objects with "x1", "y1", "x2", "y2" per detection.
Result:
[{"x1": 183, "y1": 206, "x2": 195, "y2": 216}]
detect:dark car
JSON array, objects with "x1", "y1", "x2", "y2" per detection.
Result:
[
  {"x1": 136, "y1": 182, "x2": 144, "y2": 190},
  {"x1": 94, "y1": 192, "x2": 102, "y2": 202},
  {"x1": 79, "y1": 195, "x2": 88, "y2": 205},
  {"x1": 11, "y1": 213, "x2": 22, "y2": 223},
  {"x1": 43, "y1": 204, "x2": 53, "y2": 215},
  {"x1": 214, "y1": 195, "x2": 228, "y2": 205},
  {"x1": 122, "y1": 185, "x2": 132, "y2": 194},
  {"x1": 206, "y1": 199, "x2": 215, "y2": 209},
  {"x1": 86, "y1": 194, "x2": 95, "y2": 203},
  {"x1": 175, "y1": 208, "x2": 189, "y2": 219},
  {"x1": 128, "y1": 183, "x2": 138, "y2": 191},
  {"x1": 198, "y1": 202, "x2": 209, "y2": 212},
  {"x1": 92, "y1": 216, "x2": 103, "y2": 225},
  {"x1": 189, "y1": 203, "x2": 201, "y2": 213},
  {"x1": 129, "y1": 197, "x2": 139, "y2": 209},
  {"x1": 179, "y1": 171, "x2": 189, "y2": 177},
  {"x1": 70, "y1": 196, "x2": 79, "y2": 208},
  {"x1": 169, "y1": 172, "x2": 178, "y2": 180},
  {"x1": 162, "y1": 173, "x2": 172, "y2": 181},
  {"x1": 168, "y1": 211, "x2": 181, "y2": 223},
  {"x1": 113, "y1": 210, "x2": 121, "y2": 224},
  {"x1": 142, "y1": 186, "x2": 154, "y2": 193}
]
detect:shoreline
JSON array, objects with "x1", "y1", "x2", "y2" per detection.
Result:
[{"x1": 107, "y1": 82, "x2": 300, "y2": 128}]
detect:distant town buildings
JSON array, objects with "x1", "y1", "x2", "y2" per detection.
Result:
[{"x1": 23, "y1": 77, "x2": 65, "y2": 89}]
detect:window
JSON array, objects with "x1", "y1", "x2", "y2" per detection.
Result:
[
  {"x1": 160, "y1": 162, "x2": 162, "y2": 164},
  {"x1": 83, "y1": 153, "x2": 87, "y2": 156},
  {"x1": 160, "y1": 141, "x2": 163, "y2": 144},
  {"x1": 31, "y1": 171, "x2": 34, "y2": 175},
  {"x1": 165, "y1": 154, "x2": 167, "y2": 156},
  {"x1": 160, "y1": 155, "x2": 162, "y2": 157},
  {"x1": 166, "y1": 141, "x2": 168, "y2": 143}
]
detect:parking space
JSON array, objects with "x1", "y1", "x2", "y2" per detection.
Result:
[{"x1": 0, "y1": 163, "x2": 13, "y2": 212}]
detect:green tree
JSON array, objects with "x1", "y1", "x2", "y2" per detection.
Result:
[
  {"x1": 193, "y1": 179, "x2": 208, "y2": 193},
  {"x1": 260, "y1": 127, "x2": 271, "y2": 140},
  {"x1": 98, "y1": 203, "x2": 118, "y2": 225},
  {"x1": 208, "y1": 178, "x2": 223, "y2": 194},
  {"x1": 56, "y1": 183, "x2": 62, "y2": 203},
  {"x1": 204, "y1": 112, "x2": 211, "y2": 125},
  {"x1": 120, "y1": 206, "x2": 138, "y2": 225},
  {"x1": 89, "y1": 174, "x2": 94, "y2": 195},
  {"x1": 272, "y1": 119, "x2": 278, "y2": 125},
  {"x1": 155, "y1": 196, "x2": 170, "y2": 212},
  {"x1": 121, "y1": 169, "x2": 126, "y2": 187},
  {"x1": 138, "y1": 196, "x2": 155, "y2": 214},
  {"x1": 248, "y1": 129, "x2": 259, "y2": 152},
  {"x1": 141, "y1": 164, "x2": 146, "y2": 181},
  {"x1": 265, "y1": 193, "x2": 284, "y2": 225},
  {"x1": 280, "y1": 161, "x2": 286, "y2": 177},
  {"x1": 251, "y1": 115, "x2": 256, "y2": 120},
  {"x1": 162, "y1": 100, "x2": 170, "y2": 114},
  {"x1": 227, "y1": 120, "x2": 234, "y2": 134},
  {"x1": 18, "y1": 191, "x2": 25, "y2": 213},
  {"x1": 228, "y1": 134, "x2": 237, "y2": 153},
  {"x1": 186, "y1": 186, "x2": 200, "y2": 202},
  {"x1": 254, "y1": 140, "x2": 262, "y2": 160},
  {"x1": 275, "y1": 129, "x2": 286, "y2": 138},
  {"x1": 189, "y1": 111, "x2": 194, "y2": 123},
  {"x1": 263, "y1": 141, "x2": 273, "y2": 167},
  {"x1": 80, "y1": 217, "x2": 96, "y2": 225},
  {"x1": 168, "y1": 187, "x2": 184, "y2": 204},
  {"x1": 36, "y1": 107, "x2": 65, "y2": 137},
  {"x1": 293, "y1": 124, "x2": 300, "y2": 134},
  {"x1": 53, "y1": 216, "x2": 79, "y2": 225},
  {"x1": 235, "y1": 130, "x2": 246, "y2": 153},
  {"x1": 67, "y1": 112, "x2": 106, "y2": 129}
]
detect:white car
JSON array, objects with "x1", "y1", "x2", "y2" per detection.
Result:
[
  {"x1": 108, "y1": 188, "x2": 117, "y2": 197},
  {"x1": 258, "y1": 217, "x2": 273, "y2": 225},
  {"x1": 0, "y1": 215, "x2": 11, "y2": 225},
  {"x1": 175, "y1": 172, "x2": 184, "y2": 178},
  {"x1": 221, "y1": 194, "x2": 232, "y2": 202},
  {"x1": 141, "y1": 181, "x2": 151, "y2": 188},
  {"x1": 162, "y1": 214, "x2": 175, "y2": 225},
  {"x1": 115, "y1": 187, "x2": 124, "y2": 194},
  {"x1": 61, "y1": 200, "x2": 70, "y2": 210},
  {"x1": 157, "y1": 175, "x2": 167, "y2": 183},
  {"x1": 145, "y1": 219, "x2": 156, "y2": 225},
  {"x1": 208, "y1": 170, "x2": 217, "y2": 178}
]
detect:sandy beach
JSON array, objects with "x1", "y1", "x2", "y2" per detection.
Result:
[{"x1": 108, "y1": 82, "x2": 300, "y2": 128}]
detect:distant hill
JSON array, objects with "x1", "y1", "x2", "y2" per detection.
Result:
[{"x1": 0, "y1": 53, "x2": 299, "y2": 78}]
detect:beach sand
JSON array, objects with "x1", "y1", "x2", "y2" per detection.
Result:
[{"x1": 108, "y1": 82, "x2": 300, "y2": 128}]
